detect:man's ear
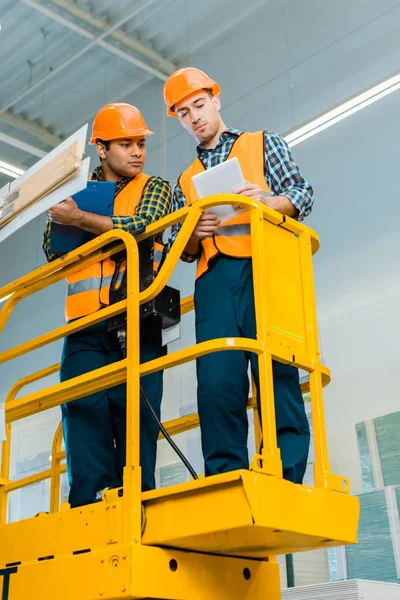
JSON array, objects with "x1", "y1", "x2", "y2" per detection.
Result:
[
  {"x1": 212, "y1": 94, "x2": 221, "y2": 111},
  {"x1": 96, "y1": 141, "x2": 107, "y2": 160}
]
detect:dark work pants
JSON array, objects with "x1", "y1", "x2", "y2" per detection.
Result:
[
  {"x1": 60, "y1": 320, "x2": 165, "y2": 508},
  {"x1": 194, "y1": 255, "x2": 310, "y2": 484}
]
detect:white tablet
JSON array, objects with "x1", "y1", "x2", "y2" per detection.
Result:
[{"x1": 192, "y1": 157, "x2": 247, "y2": 223}]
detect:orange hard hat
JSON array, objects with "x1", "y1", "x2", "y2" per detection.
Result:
[
  {"x1": 163, "y1": 67, "x2": 221, "y2": 117},
  {"x1": 89, "y1": 103, "x2": 154, "y2": 144}
]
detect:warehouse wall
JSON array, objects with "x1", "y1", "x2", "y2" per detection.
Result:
[
  {"x1": 1, "y1": 4, "x2": 399, "y2": 574},
  {"x1": 137, "y1": 0, "x2": 400, "y2": 495},
  {"x1": 291, "y1": 90, "x2": 400, "y2": 495}
]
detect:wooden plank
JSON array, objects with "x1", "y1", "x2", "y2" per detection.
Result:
[
  {"x1": 0, "y1": 139, "x2": 84, "y2": 227},
  {"x1": 0, "y1": 157, "x2": 90, "y2": 244}
]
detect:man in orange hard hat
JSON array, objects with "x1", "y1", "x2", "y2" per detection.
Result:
[
  {"x1": 42, "y1": 103, "x2": 172, "y2": 507},
  {"x1": 165, "y1": 68, "x2": 313, "y2": 483}
]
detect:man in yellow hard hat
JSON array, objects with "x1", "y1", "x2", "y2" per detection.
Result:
[
  {"x1": 164, "y1": 68, "x2": 313, "y2": 483},
  {"x1": 42, "y1": 103, "x2": 172, "y2": 507}
]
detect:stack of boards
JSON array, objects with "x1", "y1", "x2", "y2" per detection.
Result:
[
  {"x1": 0, "y1": 125, "x2": 90, "y2": 245},
  {"x1": 282, "y1": 579, "x2": 400, "y2": 600}
]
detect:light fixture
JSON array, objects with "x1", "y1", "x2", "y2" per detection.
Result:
[
  {"x1": 285, "y1": 71, "x2": 400, "y2": 147},
  {"x1": 0, "y1": 160, "x2": 24, "y2": 179}
]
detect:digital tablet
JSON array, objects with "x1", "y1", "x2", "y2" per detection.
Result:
[{"x1": 192, "y1": 157, "x2": 247, "y2": 223}]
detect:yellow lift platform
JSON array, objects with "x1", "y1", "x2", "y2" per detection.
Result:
[{"x1": 0, "y1": 196, "x2": 359, "y2": 599}]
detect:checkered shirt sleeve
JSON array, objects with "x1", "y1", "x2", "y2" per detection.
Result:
[
  {"x1": 110, "y1": 176, "x2": 171, "y2": 233},
  {"x1": 264, "y1": 131, "x2": 313, "y2": 220},
  {"x1": 42, "y1": 176, "x2": 172, "y2": 262}
]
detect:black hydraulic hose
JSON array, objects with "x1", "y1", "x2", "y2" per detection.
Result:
[
  {"x1": 139, "y1": 384, "x2": 199, "y2": 481},
  {"x1": 119, "y1": 338, "x2": 198, "y2": 481}
]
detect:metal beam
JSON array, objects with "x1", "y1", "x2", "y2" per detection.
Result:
[
  {"x1": 41, "y1": 0, "x2": 177, "y2": 75},
  {"x1": 172, "y1": 0, "x2": 268, "y2": 63},
  {"x1": 2, "y1": 1, "x2": 164, "y2": 115},
  {"x1": 0, "y1": 133, "x2": 46, "y2": 158},
  {"x1": 0, "y1": 111, "x2": 62, "y2": 147},
  {"x1": 22, "y1": 0, "x2": 175, "y2": 80}
]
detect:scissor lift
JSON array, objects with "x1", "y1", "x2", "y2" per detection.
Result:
[{"x1": 0, "y1": 196, "x2": 359, "y2": 599}]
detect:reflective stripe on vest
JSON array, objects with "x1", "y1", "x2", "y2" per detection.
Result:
[
  {"x1": 67, "y1": 269, "x2": 124, "y2": 297},
  {"x1": 178, "y1": 131, "x2": 270, "y2": 279},
  {"x1": 153, "y1": 242, "x2": 164, "y2": 273},
  {"x1": 216, "y1": 224, "x2": 251, "y2": 237},
  {"x1": 68, "y1": 277, "x2": 103, "y2": 296},
  {"x1": 65, "y1": 174, "x2": 151, "y2": 321}
]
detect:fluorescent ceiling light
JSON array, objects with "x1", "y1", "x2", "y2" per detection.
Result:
[
  {"x1": 0, "y1": 166, "x2": 21, "y2": 178},
  {"x1": 285, "y1": 71, "x2": 400, "y2": 147},
  {"x1": 0, "y1": 160, "x2": 24, "y2": 179}
]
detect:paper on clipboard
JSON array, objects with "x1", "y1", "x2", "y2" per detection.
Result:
[{"x1": 192, "y1": 157, "x2": 246, "y2": 223}]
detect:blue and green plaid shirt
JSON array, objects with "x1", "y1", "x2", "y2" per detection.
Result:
[
  {"x1": 170, "y1": 128, "x2": 314, "y2": 262},
  {"x1": 42, "y1": 167, "x2": 172, "y2": 262}
]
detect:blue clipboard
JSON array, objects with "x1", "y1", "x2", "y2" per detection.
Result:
[{"x1": 50, "y1": 180, "x2": 116, "y2": 253}]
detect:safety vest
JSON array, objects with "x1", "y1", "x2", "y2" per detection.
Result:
[
  {"x1": 65, "y1": 174, "x2": 163, "y2": 321},
  {"x1": 179, "y1": 131, "x2": 270, "y2": 279}
]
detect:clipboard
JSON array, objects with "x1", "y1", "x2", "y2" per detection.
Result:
[
  {"x1": 192, "y1": 157, "x2": 247, "y2": 223},
  {"x1": 50, "y1": 180, "x2": 116, "y2": 253}
]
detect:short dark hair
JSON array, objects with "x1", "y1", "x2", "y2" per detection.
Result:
[
  {"x1": 96, "y1": 138, "x2": 110, "y2": 150},
  {"x1": 96, "y1": 138, "x2": 110, "y2": 162}
]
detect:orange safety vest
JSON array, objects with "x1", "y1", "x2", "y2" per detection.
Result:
[
  {"x1": 179, "y1": 131, "x2": 270, "y2": 279},
  {"x1": 65, "y1": 174, "x2": 163, "y2": 321}
]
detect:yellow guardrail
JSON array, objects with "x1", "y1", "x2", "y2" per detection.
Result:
[
  {"x1": 0, "y1": 338, "x2": 328, "y2": 516},
  {"x1": 0, "y1": 195, "x2": 344, "y2": 535}
]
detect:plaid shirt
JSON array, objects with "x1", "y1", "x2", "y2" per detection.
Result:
[
  {"x1": 42, "y1": 166, "x2": 172, "y2": 262},
  {"x1": 169, "y1": 128, "x2": 314, "y2": 262}
]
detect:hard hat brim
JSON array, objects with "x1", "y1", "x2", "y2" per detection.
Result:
[
  {"x1": 167, "y1": 82, "x2": 221, "y2": 118},
  {"x1": 89, "y1": 129, "x2": 154, "y2": 144}
]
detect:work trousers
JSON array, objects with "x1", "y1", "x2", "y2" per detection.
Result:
[
  {"x1": 194, "y1": 255, "x2": 310, "y2": 483},
  {"x1": 60, "y1": 320, "x2": 165, "y2": 508}
]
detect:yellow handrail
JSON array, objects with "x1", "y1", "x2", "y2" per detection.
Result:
[
  {"x1": 0, "y1": 347, "x2": 330, "y2": 514},
  {"x1": 0, "y1": 363, "x2": 60, "y2": 523},
  {"x1": 0, "y1": 195, "x2": 343, "y2": 529}
]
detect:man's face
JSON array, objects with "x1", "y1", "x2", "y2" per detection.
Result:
[
  {"x1": 174, "y1": 90, "x2": 222, "y2": 144},
  {"x1": 97, "y1": 137, "x2": 146, "y2": 177}
]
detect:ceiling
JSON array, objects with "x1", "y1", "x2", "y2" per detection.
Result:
[{"x1": 0, "y1": 0, "x2": 266, "y2": 188}]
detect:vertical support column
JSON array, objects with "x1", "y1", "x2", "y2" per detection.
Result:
[
  {"x1": 285, "y1": 554, "x2": 295, "y2": 587},
  {"x1": 250, "y1": 378, "x2": 262, "y2": 455},
  {"x1": 266, "y1": 556, "x2": 283, "y2": 600},
  {"x1": 122, "y1": 235, "x2": 142, "y2": 543},
  {"x1": 298, "y1": 231, "x2": 332, "y2": 490},
  {"x1": 0, "y1": 423, "x2": 11, "y2": 525},
  {"x1": 50, "y1": 422, "x2": 63, "y2": 513},
  {"x1": 250, "y1": 209, "x2": 282, "y2": 478}
]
